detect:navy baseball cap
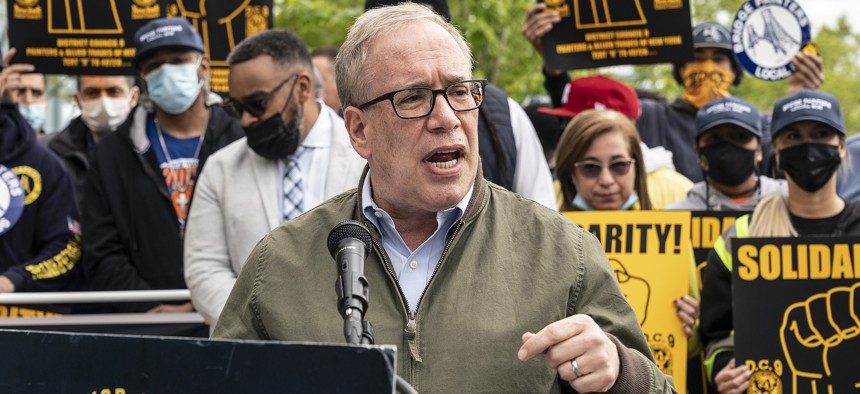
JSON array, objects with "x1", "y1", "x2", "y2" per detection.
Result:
[
  {"x1": 696, "y1": 96, "x2": 762, "y2": 139},
  {"x1": 133, "y1": 18, "x2": 205, "y2": 69},
  {"x1": 692, "y1": 22, "x2": 732, "y2": 50},
  {"x1": 771, "y1": 89, "x2": 845, "y2": 138}
]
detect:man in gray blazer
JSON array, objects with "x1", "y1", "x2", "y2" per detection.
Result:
[{"x1": 183, "y1": 29, "x2": 365, "y2": 326}]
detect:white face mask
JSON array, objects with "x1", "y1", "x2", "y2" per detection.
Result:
[{"x1": 79, "y1": 93, "x2": 134, "y2": 133}]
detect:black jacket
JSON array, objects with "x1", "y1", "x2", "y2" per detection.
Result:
[
  {"x1": 81, "y1": 101, "x2": 243, "y2": 311},
  {"x1": 0, "y1": 103, "x2": 82, "y2": 292},
  {"x1": 43, "y1": 116, "x2": 91, "y2": 213}
]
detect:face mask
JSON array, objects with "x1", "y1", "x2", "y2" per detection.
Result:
[
  {"x1": 572, "y1": 192, "x2": 638, "y2": 211},
  {"x1": 778, "y1": 143, "x2": 841, "y2": 193},
  {"x1": 19, "y1": 102, "x2": 47, "y2": 130},
  {"x1": 145, "y1": 57, "x2": 203, "y2": 114},
  {"x1": 698, "y1": 141, "x2": 757, "y2": 186},
  {"x1": 682, "y1": 60, "x2": 734, "y2": 109},
  {"x1": 80, "y1": 93, "x2": 134, "y2": 133},
  {"x1": 245, "y1": 85, "x2": 304, "y2": 160}
]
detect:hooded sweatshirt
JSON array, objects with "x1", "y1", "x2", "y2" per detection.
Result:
[
  {"x1": 665, "y1": 176, "x2": 786, "y2": 211},
  {"x1": 0, "y1": 103, "x2": 81, "y2": 292}
]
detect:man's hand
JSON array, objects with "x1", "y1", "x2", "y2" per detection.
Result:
[
  {"x1": 714, "y1": 358, "x2": 750, "y2": 394},
  {"x1": 788, "y1": 51, "x2": 824, "y2": 93},
  {"x1": 0, "y1": 276, "x2": 15, "y2": 293},
  {"x1": 518, "y1": 314, "x2": 620, "y2": 392},
  {"x1": 522, "y1": 3, "x2": 561, "y2": 54},
  {"x1": 674, "y1": 295, "x2": 699, "y2": 338},
  {"x1": 0, "y1": 48, "x2": 36, "y2": 103},
  {"x1": 147, "y1": 302, "x2": 194, "y2": 314}
]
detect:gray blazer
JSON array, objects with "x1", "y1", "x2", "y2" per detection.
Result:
[{"x1": 184, "y1": 106, "x2": 365, "y2": 325}]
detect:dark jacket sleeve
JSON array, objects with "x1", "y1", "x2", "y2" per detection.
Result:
[
  {"x1": 2, "y1": 155, "x2": 81, "y2": 292},
  {"x1": 81, "y1": 149, "x2": 153, "y2": 293},
  {"x1": 699, "y1": 249, "x2": 734, "y2": 381},
  {"x1": 543, "y1": 69, "x2": 571, "y2": 108}
]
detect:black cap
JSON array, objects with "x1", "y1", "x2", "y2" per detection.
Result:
[
  {"x1": 771, "y1": 89, "x2": 845, "y2": 138},
  {"x1": 133, "y1": 18, "x2": 205, "y2": 69},
  {"x1": 696, "y1": 96, "x2": 762, "y2": 139},
  {"x1": 692, "y1": 22, "x2": 732, "y2": 50}
]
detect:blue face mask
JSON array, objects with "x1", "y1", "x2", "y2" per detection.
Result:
[
  {"x1": 572, "y1": 192, "x2": 639, "y2": 211},
  {"x1": 145, "y1": 57, "x2": 203, "y2": 114},
  {"x1": 19, "y1": 102, "x2": 47, "y2": 130}
]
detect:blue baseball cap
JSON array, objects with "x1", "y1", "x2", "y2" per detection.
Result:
[
  {"x1": 771, "y1": 89, "x2": 845, "y2": 138},
  {"x1": 133, "y1": 18, "x2": 205, "y2": 69},
  {"x1": 692, "y1": 22, "x2": 732, "y2": 50},
  {"x1": 696, "y1": 96, "x2": 762, "y2": 139}
]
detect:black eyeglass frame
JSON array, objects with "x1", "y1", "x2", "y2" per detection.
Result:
[
  {"x1": 354, "y1": 79, "x2": 488, "y2": 119},
  {"x1": 226, "y1": 73, "x2": 299, "y2": 118}
]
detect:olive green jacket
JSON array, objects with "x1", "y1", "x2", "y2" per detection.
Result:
[{"x1": 213, "y1": 170, "x2": 676, "y2": 393}]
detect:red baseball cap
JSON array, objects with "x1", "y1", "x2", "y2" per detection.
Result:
[{"x1": 538, "y1": 75, "x2": 640, "y2": 120}]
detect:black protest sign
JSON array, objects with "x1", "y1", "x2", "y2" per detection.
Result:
[
  {"x1": 690, "y1": 211, "x2": 748, "y2": 290},
  {"x1": 732, "y1": 236, "x2": 860, "y2": 393},
  {"x1": 6, "y1": 0, "x2": 272, "y2": 93},
  {"x1": 540, "y1": 0, "x2": 694, "y2": 70}
]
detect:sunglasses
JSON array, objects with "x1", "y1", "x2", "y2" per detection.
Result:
[
  {"x1": 226, "y1": 73, "x2": 298, "y2": 118},
  {"x1": 573, "y1": 159, "x2": 636, "y2": 178}
]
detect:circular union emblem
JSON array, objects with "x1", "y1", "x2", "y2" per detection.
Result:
[
  {"x1": 731, "y1": 0, "x2": 811, "y2": 81},
  {"x1": 0, "y1": 165, "x2": 25, "y2": 236},
  {"x1": 12, "y1": 166, "x2": 42, "y2": 205},
  {"x1": 649, "y1": 341, "x2": 673, "y2": 375},
  {"x1": 747, "y1": 370, "x2": 782, "y2": 394}
]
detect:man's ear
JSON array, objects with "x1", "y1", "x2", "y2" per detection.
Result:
[
  {"x1": 129, "y1": 86, "x2": 141, "y2": 107},
  {"x1": 344, "y1": 106, "x2": 371, "y2": 161},
  {"x1": 296, "y1": 73, "x2": 313, "y2": 104}
]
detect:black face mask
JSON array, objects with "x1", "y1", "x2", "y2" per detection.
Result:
[
  {"x1": 778, "y1": 143, "x2": 841, "y2": 193},
  {"x1": 698, "y1": 141, "x2": 757, "y2": 186},
  {"x1": 244, "y1": 97, "x2": 302, "y2": 160}
]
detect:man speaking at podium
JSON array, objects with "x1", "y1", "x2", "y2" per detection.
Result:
[{"x1": 214, "y1": 3, "x2": 674, "y2": 392}]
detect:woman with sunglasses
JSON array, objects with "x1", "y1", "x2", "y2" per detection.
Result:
[
  {"x1": 700, "y1": 90, "x2": 860, "y2": 394},
  {"x1": 555, "y1": 108, "x2": 701, "y2": 385},
  {"x1": 556, "y1": 109, "x2": 652, "y2": 211}
]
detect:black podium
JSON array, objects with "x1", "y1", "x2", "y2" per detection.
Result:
[{"x1": 0, "y1": 329, "x2": 396, "y2": 393}]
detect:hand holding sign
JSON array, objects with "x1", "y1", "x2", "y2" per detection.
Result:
[
  {"x1": 779, "y1": 282, "x2": 860, "y2": 393},
  {"x1": 0, "y1": 48, "x2": 36, "y2": 104},
  {"x1": 787, "y1": 50, "x2": 824, "y2": 94}
]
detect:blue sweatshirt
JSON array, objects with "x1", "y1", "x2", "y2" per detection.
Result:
[{"x1": 0, "y1": 103, "x2": 82, "y2": 292}]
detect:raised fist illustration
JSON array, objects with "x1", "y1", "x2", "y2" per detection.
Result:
[
  {"x1": 609, "y1": 258, "x2": 650, "y2": 325},
  {"x1": 779, "y1": 282, "x2": 860, "y2": 393}
]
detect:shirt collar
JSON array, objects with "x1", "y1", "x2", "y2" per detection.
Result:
[{"x1": 301, "y1": 100, "x2": 331, "y2": 149}]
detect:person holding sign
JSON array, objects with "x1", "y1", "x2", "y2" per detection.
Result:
[
  {"x1": 700, "y1": 89, "x2": 860, "y2": 393},
  {"x1": 667, "y1": 96, "x2": 786, "y2": 211},
  {"x1": 523, "y1": 8, "x2": 825, "y2": 182},
  {"x1": 214, "y1": 4, "x2": 675, "y2": 392},
  {"x1": 81, "y1": 18, "x2": 244, "y2": 313}
]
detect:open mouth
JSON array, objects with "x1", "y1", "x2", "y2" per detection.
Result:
[{"x1": 426, "y1": 150, "x2": 462, "y2": 169}]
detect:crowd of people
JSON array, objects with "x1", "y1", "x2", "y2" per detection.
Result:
[{"x1": 1, "y1": 0, "x2": 859, "y2": 392}]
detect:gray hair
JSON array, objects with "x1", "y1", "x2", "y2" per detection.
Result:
[{"x1": 335, "y1": 2, "x2": 472, "y2": 108}]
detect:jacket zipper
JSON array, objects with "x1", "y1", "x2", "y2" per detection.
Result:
[{"x1": 371, "y1": 218, "x2": 466, "y2": 390}]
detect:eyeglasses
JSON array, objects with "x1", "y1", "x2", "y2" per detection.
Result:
[
  {"x1": 226, "y1": 73, "x2": 298, "y2": 118},
  {"x1": 355, "y1": 79, "x2": 488, "y2": 119},
  {"x1": 573, "y1": 159, "x2": 636, "y2": 178}
]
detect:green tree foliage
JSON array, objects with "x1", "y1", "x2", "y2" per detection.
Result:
[{"x1": 273, "y1": 0, "x2": 860, "y2": 132}]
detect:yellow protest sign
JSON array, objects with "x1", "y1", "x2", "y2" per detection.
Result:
[{"x1": 564, "y1": 210, "x2": 691, "y2": 390}]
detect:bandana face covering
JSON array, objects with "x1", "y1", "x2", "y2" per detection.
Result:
[{"x1": 682, "y1": 60, "x2": 735, "y2": 109}]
